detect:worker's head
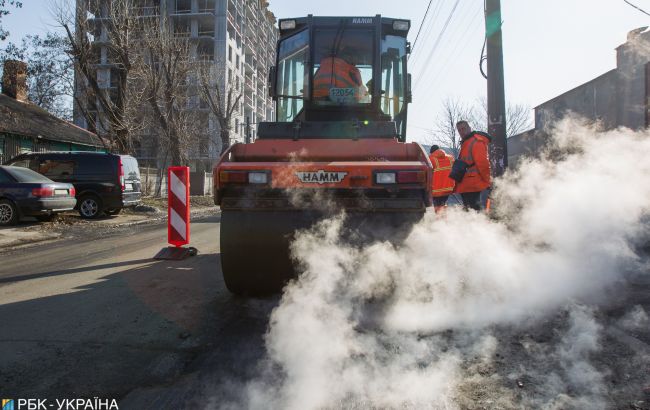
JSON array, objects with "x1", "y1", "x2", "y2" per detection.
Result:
[
  {"x1": 337, "y1": 46, "x2": 356, "y2": 64},
  {"x1": 456, "y1": 120, "x2": 472, "y2": 138},
  {"x1": 430, "y1": 145, "x2": 439, "y2": 154}
]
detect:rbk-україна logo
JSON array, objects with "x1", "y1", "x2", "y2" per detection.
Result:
[{"x1": 1, "y1": 398, "x2": 118, "y2": 410}]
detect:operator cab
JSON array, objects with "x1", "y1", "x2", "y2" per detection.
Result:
[{"x1": 265, "y1": 15, "x2": 412, "y2": 141}]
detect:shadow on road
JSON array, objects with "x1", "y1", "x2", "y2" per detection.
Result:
[
  {"x1": 0, "y1": 251, "x2": 269, "y2": 402},
  {"x1": 0, "y1": 258, "x2": 155, "y2": 284}
]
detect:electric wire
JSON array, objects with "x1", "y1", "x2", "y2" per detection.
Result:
[
  {"x1": 409, "y1": 0, "x2": 446, "y2": 64},
  {"x1": 479, "y1": 36, "x2": 488, "y2": 79},
  {"x1": 413, "y1": 0, "x2": 462, "y2": 90},
  {"x1": 410, "y1": 0, "x2": 435, "y2": 57},
  {"x1": 415, "y1": 4, "x2": 484, "y2": 110},
  {"x1": 427, "y1": 4, "x2": 484, "y2": 88},
  {"x1": 623, "y1": 0, "x2": 650, "y2": 17}
]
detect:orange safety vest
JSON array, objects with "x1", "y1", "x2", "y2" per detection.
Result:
[
  {"x1": 429, "y1": 149, "x2": 455, "y2": 197},
  {"x1": 455, "y1": 132, "x2": 492, "y2": 194},
  {"x1": 313, "y1": 57, "x2": 363, "y2": 98}
]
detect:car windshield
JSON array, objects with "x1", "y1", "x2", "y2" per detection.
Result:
[{"x1": 4, "y1": 166, "x2": 52, "y2": 183}]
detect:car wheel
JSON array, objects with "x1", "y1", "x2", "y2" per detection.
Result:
[
  {"x1": 0, "y1": 199, "x2": 19, "y2": 226},
  {"x1": 35, "y1": 214, "x2": 55, "y2": 222},
  {"x1": 104, "y1": 208, "x2": 122, "y2": 216},
  {"x1": 79, "y1": 195, "x2": 103, "y2": 219}
]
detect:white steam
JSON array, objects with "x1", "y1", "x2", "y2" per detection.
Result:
[{"x1": 227, "y1": 119, "x2": 650, "y2": 409}]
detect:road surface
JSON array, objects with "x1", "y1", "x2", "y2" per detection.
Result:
[
  {"x1": 0, "y1": 214, "x2": 276, "y2": 407},
  {"x1": 1, "y1": 213, "x2": 649, "y2": 409}
]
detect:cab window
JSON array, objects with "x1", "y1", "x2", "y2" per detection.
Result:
[
  {"x1": 380, "y1": 35, "x2": 407, "y2": 118},
  {"x1": 276, "y1": 29, "x2": 309, "y2": 122},
  {"x1": 312, "y1": 29, "x2": 373, "y2": 106}
]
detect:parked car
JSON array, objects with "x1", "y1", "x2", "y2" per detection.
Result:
[
  {"x1": 5, "y1": 152, "x2": 142, "y2": 219},
  {"x1": 0, "y1": 165, "x2": 77, "y2": 226}
]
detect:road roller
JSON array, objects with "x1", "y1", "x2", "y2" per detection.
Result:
[{"x1": 213, "y1": 15, "x2": 433, "y2": 295}]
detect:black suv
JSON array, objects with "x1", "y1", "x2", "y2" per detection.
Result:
[{"x1": 6, "y1": 152, "x2": 141, "y2": 218}]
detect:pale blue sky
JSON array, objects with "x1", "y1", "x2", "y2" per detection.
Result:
[{"x1": 2, "y1": 0, "x2": 649, "y2": 142}]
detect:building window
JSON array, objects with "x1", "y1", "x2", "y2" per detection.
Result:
[
  {"x1": 198, "y1": 0, "x2": 215, "y2": 13},
  {"x1": 175, "y1": 0, "x2": 191, "y2": 13},
  {"x1": 236, "y1": 55, "x2": 239, "y2": 69},
  {"x1": 228, "y1": 45, "x2": 232, "y2": 62}
]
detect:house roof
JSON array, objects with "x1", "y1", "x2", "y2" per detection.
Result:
[
  {"x1": 534, "y1": 69, "x2": 617, "y2": 110},
  {"x1": 0, "y1": 94, "x2": 104, "y2": 148}
]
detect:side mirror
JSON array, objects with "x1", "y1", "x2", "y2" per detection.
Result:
[
  {"x1": 268, "y1": 66, "x2": 276, "y2": 98},
  {"x1": 406, "y1": 73, "x2": 412, "y2": 104}
]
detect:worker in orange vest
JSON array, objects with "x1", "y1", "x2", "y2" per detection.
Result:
[
  {"x1": 429, "y1": 145, "x2": 455, "y2": 213},
  {"x1": 313, "y1": 48, "x2": 367, "y2": 102},
  {"x1": 452, "y1": 120, "x2": 492, "y2": 211}
]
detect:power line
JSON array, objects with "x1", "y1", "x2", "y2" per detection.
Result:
[
  {"x1": 413, "y1": 0, "x2": 462, "y2": 90},
  {"x1": 415, "y1": 4, "x2": 484, "y2": 109},
  {"x1": 411, "y1": 0, "x2": 434, "y2": 56},
  {"x1": 427, "y1": 5, "x2": 484, "y2": 89},
  {"x1": 623, "y1": 0, "x2": 650, "y2": 17},
  {"x1": 410, "y1": 0, "x2": 446, "y2": 63}
]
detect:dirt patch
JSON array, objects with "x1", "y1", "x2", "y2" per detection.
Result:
[
  {"x1": 0, "y1": 196, "x2": 218, "y2": 250},
  {"x1": 137, "y1": 195, "x2": 216, "y2": 210}
]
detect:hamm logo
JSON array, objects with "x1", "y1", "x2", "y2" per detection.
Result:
[{"x1": 296, "y1": 170, "x2": 348, "y2": 184}]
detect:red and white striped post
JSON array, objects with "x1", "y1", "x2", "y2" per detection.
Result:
[{"x1": 167, "y1": 166, "x2": 190, "y2": 247}]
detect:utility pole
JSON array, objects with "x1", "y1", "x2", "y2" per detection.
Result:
[{"x1": 485, "y1": 0, "x2": 508, "y2": 176}]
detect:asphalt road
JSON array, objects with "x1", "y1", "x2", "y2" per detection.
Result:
[
  {"x1": 0, "y1": 214, "x2": 276, "y2": 408},
  {"x1": 1, "y1": 213, "x2": 649, "y2": 409}
]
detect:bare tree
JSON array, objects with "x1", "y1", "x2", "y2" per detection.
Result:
[
  {"x1": 137, "y1": 15, "x2": 200, "y2": 167},
  {"x1": 427, "y1": 97, "x2": 481, "y2": 156},
  {"x1": 477, "y1": 97, "x2": 533, "y2": 138},
  {"x1": 197, "y1": 60, "x2": 242, "y2": 155},
  {"x1": 51, "y1": 0, "x2": 144, "y2": 153},
  {"x1": 505, "y1": 102, "x2": 533, "y2": 138},
  {"x1": 428, "y1": 97, "x2": 534, "y2": 156},
  {"x1": 0, "y1": 0, "x2": 21, "y2": 40},
  {"x1": 1, "y1": 33, "x2": 74, "y2": 120}
]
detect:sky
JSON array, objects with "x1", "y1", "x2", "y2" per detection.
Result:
[{"x1": 2, "y1": 0, "x2": 649, "y2": 143}]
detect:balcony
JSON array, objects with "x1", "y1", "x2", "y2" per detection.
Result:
[
  {"x1": 197, "y1": 30, "x2": 215, "y2": 39},
  {"x1": 245, "y1": 93, "x2": 254, "y2": 109},
  {"x1": 198, "y1": 0, "x2": 216, "y2": 13},
  {"x1": 197, "y1": 20, "x2": 215, "y2": 39},
  {"x1": 171, "y1": 0, "x2": 215, "y2": 20}
]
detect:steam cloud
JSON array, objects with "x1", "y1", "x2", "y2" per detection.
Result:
[{"x1": 222, "y1": 118, "x2": 650, "y2": 409}]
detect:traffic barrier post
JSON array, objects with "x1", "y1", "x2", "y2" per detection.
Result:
[{"x1": 153, "y1": 166, "x2": 197, "y2": 260}]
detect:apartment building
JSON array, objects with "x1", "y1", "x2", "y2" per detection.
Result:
[{"x1": 73, "y1": 0, "x2": 278, "y2": 170}]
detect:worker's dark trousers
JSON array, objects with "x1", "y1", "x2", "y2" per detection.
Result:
[
  {"x1": 461, "y1": 192, "x2": 482, "y2": 211},
  {"x1": 433, "y1": 195, "x2": 449, "y2": 207}
]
